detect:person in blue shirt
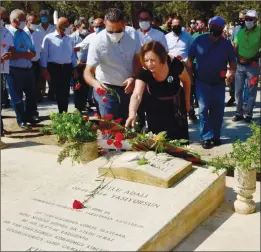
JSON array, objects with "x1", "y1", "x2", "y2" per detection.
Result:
[
  {"x1": 40, "y1": 17, "x2": 78, "y2": 113},
  {"x1": 187, "y1": 16, "x2": 237, "y2": 149},
  {"x1": 7, "y1": 9, "x2": 39, "y2": 130}
]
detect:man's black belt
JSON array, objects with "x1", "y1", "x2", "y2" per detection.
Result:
[
  {"x1": 10, "y1": 66, "x2": 32, "y2": 71},
  {"x1": 48, "y1": 62, "x2": 72, "y2": 67}
]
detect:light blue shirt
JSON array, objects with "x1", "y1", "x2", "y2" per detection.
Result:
[
  {"x1": 70, "y1": 30, "x2": 87, "y2": 63},
  {"x1": 40, "y1": 30, "x2": 77, "y2": 68},
  {"x1": 8, "y1": 25, "x2": 35, "y2": 68},
  {"x1": 165, "y1": 31, "x2": 193, "y2": 62},
  {"x1": 231, "y1": 25, "x2": 242, "y2": 42}
]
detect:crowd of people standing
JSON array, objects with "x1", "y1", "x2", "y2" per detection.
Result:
[{"x1": 0, "y1": 6, "x2": 260, "y2": 150}]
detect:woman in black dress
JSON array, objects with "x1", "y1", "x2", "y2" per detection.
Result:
[{"x1": 125, "y1": 41, "x2": 191, "y2": 140}]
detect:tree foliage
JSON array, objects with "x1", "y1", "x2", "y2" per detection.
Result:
[{"x1": 1, "y1": 1, "x2": 260, "y2": 26}]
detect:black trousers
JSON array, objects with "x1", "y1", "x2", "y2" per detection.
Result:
[
  {"x1": 74, "y1": 66, "x2": 89, "y2": 112},
  {"x1": 47, "y1": 62, "x2": 72, "y2": 113}
]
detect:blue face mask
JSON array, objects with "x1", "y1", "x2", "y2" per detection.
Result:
[
  {"x1": 94, "y1": 27, "x2": 104, "y2": 34},
  {"x1": 40, "y1": 16, "x2": 48, "y2": 23}
]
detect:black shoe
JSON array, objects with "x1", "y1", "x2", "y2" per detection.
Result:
[
  {"x1": 19, "y1": 122, "x2": 31, "y2": 130},
  {"x1": 226, "y1": 97, "x2": 235, "y2": 107},
  {"x1": 27, "y1": 116, "x2": 41, "y2": 126},
  {"x1": 212, "y1": 138, "x2": 221, "y2": 146},
  {"x1": 244, "y1": 116, "x2": 252, "y2": 123},
  {"x1": 202, "y1": 140, "x2": 214, "y2": 149},
  {"x1": 232, "y1": 115, "x2": 244, "y2": 122},
  {"x1": 194, "y1": 101, "x2": 199, "y2": 108},
  {"x1": 189, "y1": 114, "x2": 198, "y2": 122}
]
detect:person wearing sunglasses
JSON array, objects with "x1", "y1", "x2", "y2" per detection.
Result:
[
  {"x1": 84, "y1": 8, "x2": 141, "y2": 122},
  {"x1": 232, "y1": 10, "x2": 261, "y2": 123}
]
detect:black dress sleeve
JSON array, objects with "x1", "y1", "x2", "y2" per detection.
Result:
[
  {"x1": 136, "y1": 68, "x2": 150, "y2": 83},
  {"x1": 170, "y1": 57, "x2": 184, "y2": 77}
]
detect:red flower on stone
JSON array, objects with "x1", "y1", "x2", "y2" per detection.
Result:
[
  {"x1": 93, "y1": 113, "x2": 100, "y2": 119},
  {"x1": 74, "y1": 83, "x2": 81, "y2": 91},
  {"x1": 114, "y1": 118, "x2": 123, "y2": 124},
  {"x1": 1, "y1": 43, "x2": 7, "y2": 48},
  {"x1": 97, "y1": 88, "x2": 107, "y2": 96},
  {"x1": 72, "y1": 200, "x2": 84, "y2": 209},
  {"x1": 113, "y1": 140, "x2": 122, "y2": 149},
  {"x1": 107, "y1": 139, "x2": 113, "y2": 145},
  {"x1": 20, "y1": 44, "x2": 24, "y2": 48},
  {"x1": 176, "y1": 55, "x2": 183, "y2": 61},
  {"x1": 102, "y1": 97, "x2": 108, "y2": 103},
  {"x1": 220, "y1": 70, "x2": 227, "y2": 78},
  {"x1": 250, "y1": 77, "x2": 258, "y2": 86},
  {"x1": 115, "y1": 132, "x2": 124, "y2": 141},
  {"x1": 102, "y1": 114, "x2": 114, "y2": 120},
  {"x1": 83, "y1": 116, "x2": 89, "y2": 121}
]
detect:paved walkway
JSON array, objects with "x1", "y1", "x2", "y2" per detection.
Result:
[{"x1": 2, "y1": 87, "x2": 260, "y2": 160}]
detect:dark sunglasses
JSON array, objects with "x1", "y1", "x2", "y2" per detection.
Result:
[
  {"x1": 107, "y1": 30, "x2": 123, "y2": 34},
  {"x1": 191, "y1": 22, "x2": 195, "y2": 24},
  {"x1": 245, "y1": 17, "x2": 255, "y2": 21}
]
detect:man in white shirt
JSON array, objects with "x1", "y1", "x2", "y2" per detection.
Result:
[
  {"x1": 84, "y1": 8, "x2": 141, "y2": 122},
  {"x1": 36, "y1": 9, "x2": 56, "y2": 100},
  {"x1": 137, "y1": 8, "x2": 168, "y2": 51},
  {"x1": 166, "y1": 15, "x2": 194, "y2": 62},
  {"x1": 165, "y1": 16, "x2": 196, "y2": 122},
  {"x1": 37, "y1": 9, "x2": 55, "y2": 36},
  {"x1": 24, "y1": 13, "x2": 45, "y2": 104}
]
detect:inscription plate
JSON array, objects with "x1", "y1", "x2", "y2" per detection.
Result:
[
  {"x1": 98, "y1": 151, "x2": 193, "y2": 188},
  {"x1": 1, "y1": 148, "x2": 226, "y2": 251}
]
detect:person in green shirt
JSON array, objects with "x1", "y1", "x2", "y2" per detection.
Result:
[{"x1": 233, "y1": 10, "x2": 261, "y2": 122}]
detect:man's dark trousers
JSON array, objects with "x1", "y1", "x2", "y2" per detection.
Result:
[{"x1": 47, "y1": 62, "x2": 72, "y2": 113}]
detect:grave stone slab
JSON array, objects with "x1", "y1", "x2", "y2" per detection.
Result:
[
  {"x1": 98, "y1": 151, "x2": 193, "y2": 188},
  {"x1": 1, "y1": 147, "x2": 226, "y2": 251}
]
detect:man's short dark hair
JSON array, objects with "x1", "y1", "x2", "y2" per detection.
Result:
[
  {"x1": 105, "y1": 8, "x2": 124, "y2": 22},
  {"x1": 138, "y1": 8, "x2": 153, "y2": 20},
  {"x1": 196, "y1": 18, "x2": 208, "y2": 26},
  {"x1": 172, "y1": 15, "x2": 183, "y2": 23}
]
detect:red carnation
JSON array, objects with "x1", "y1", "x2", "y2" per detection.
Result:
[
  {"x1": 102, "y1": 114, "x2": 114, "y2": 120},
  {"x1": 252, "y1": 61, "x2": 259, "y2": 68},
  {"x1": 101, "y1": 129, "x2": 106, "y2": 135},
  {"x1": 114, "y1": 118, "x2": 123, "y2": 124},
  {"x1": 97, "y1": 88, "x2": 107, "y2": 96},
  {"x1": 72, "y1": 200, "x2": 84, "y2": 209},
  {"x1": 176, "y1": 55, "x2": 183, "y2": 61},
  {"x1": 115, "y1": 132, "x2": 124, "y2": 141},
  {"x1": 1, "y1": 43, "x2": 7, "y2": 48},
  {"x1": 220, "y1": 70, "x2": 227, "y2": 78},
  {"x1": 250, "y1": 76, "x2": 258, "y2": 86},
  {"x1": 74, "y1": 83, "x2": 81, "y2": 91},
  {"x1": 113, "y1": 140, "x2": 122, "y2": 148},
  {"x1": 83, "y1": 116, "x2": 89, "y2": 121},
  {"x1": 107, "y1": 139, "x2": 113, "y2": 145},
  {"x1": 102, "y1": 97, "x2": 108, "y2": 103}
]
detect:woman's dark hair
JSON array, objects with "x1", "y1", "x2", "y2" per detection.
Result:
[{"x1": 140, "y1": 41, "x2": 167, "y2": 66}]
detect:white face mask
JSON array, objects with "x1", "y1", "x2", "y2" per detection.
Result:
[
  {"x1": 139, "y1": 21, "x2": 150, "y2": 31},
  {"x1": 64, "y1": 27, "x2": 71, "y2": 35},
  {"x1": 80, "y1": 29, "x2": 88, "y2": 36},
  {"x1": 107, "y1": 32, "x2": 124, "y2": 43},
  {"x1": 245, "y1": 21, "x2": 254, "y2": 30},
  {"x1": 30, "y1": 24, "x2": 37, "y2": 31},
  {"x1": 18, "y1": 21, "x2": 26, "y2": 30},
  {"x1": 0, "y1": 19, "x2": 4, "y2": 28}
]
